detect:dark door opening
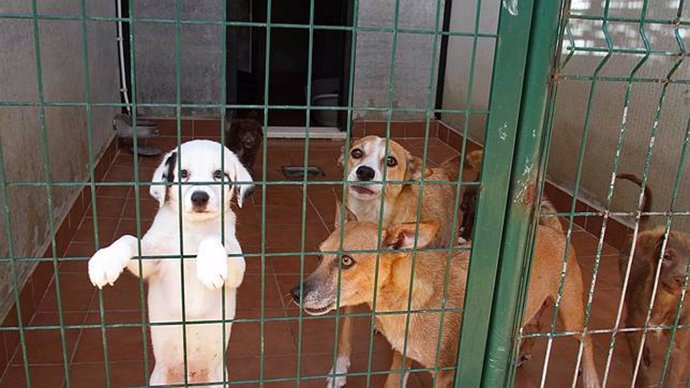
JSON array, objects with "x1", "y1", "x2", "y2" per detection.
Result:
[{"x1": 227, "y1": 0, "x2": 352, "y2": 130}]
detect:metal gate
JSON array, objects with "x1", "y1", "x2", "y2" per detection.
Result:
[{"x1": 1, "y1": 0, "x2": 689, "y2": 386}]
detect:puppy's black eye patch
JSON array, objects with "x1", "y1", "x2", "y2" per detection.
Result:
[{"x1": 163, "y1": 152, "x2": 177, "y2": 183}]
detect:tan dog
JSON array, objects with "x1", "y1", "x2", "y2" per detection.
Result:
[
  {"x1": 329, "y1": 136, "x2": 461, "y2": 387},
  {"x1": 617, "y1": 174, "x2": 689, "y2": 387},
  {"x1": 451, "y1": 149, "x2": 563, "y2": 366},
  {"x1": 292, "y1": 208, "x2": 601, "y2": 388},
  {"x1": 338, "y1": 136, "x2": 457, "y2": 246}
]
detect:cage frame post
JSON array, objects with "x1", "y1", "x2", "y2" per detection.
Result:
[
  {"x1": 479, "y1": 0, "x2": 566, "y2": 385},
  {"x1": 453, "y1": 0, "x2": 542, "y2": 386}
]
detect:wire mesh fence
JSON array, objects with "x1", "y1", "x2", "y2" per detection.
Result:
[{"x1": 0, "y1": 0, "x2": 688, "y2": 387}]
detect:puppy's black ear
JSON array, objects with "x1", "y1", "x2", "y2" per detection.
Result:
[
  {"x1": 233, "y1": 160, "x2": 255, "y2": 208},
  {"x1": 150, "y1": 151, "x2": 177, "y2": 207},
  {"x1": 334, "y1": 199, "x2": 358, "y2": 229}
]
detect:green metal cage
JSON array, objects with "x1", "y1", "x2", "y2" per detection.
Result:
[{"x1": 0, "y1": 0, "x2": 689, "y2": 387}]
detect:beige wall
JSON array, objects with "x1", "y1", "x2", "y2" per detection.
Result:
[
  {"x1": 0, "y1": 0, "x2": 120, "y2": 319},
  {"x1": 442, "y1": 0, "x2": 690, "y2": 232}
]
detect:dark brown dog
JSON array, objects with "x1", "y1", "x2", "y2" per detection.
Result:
[
  {"x1": 225, "y1": 110, "x2": 263, "y2": 176},
  {"x1": 617, "y1": 174, "x2": 689, "y2": 387}
]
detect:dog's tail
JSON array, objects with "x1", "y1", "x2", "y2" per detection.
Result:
[
  {"x1": 616, "y1": 173, "x2": 653, "y2": 229},
  {"x1": 538, "y1": 199, "x2": 564, "y2": 233},
  {"x1": 441, "y1": 150, "x2": 483, "y2": 182}
]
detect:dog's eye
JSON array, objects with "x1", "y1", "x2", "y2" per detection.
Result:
[
  {"x1": 213, "y1": 170, "x2": 231, "y2": 181},
  {"x1": 351, "y1": 149, "x2": 363, "y2": 159},
  {"x1": 340, "y1": 255, "x2": 355, "y2": 269},
  {"x1": 180, "y1": 169, "x2": 189, "y2": 179},
  {"x1": 386, "y1": 156, "x2": 397, "y2": 167}
]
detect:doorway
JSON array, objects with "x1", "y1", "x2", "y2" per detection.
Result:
[{"x1": 227, "y1": 0, "x2": 352, "y2": 131}]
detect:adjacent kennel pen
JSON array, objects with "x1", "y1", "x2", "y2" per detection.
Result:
[{"x1": 0, "y1": 0, "x2": 689, "y2": 386}]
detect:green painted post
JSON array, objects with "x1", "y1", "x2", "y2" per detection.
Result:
[
  {"x1": 480, "y1": 0, "x2": 565, "y2": 386},
  {"x1": 453, "y1": 0, "x2": 538, "y2": 386}
]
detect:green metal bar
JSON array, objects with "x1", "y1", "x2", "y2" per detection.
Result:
[
  {"x1": 7, "y1": 313, "x2": 690, "y2": 333},
  {"x1": 0, "y1": 120, "x2": 33, "y2": 387},
  {"x1": 630, "y1": 54, "x2": 687, "y2": 388},
  {"x1": 658, "y1": 117, "x2": 690, "y2": 387},
  {"x1": 538, "y1": 0, "x2": 614, "y2": 384},
  {"x1": 219, "y1": 0, "x2": 228, "y2": 386},
  {"x1": 294, "y1": 0, "x2": 316, "y2": 385},
  {"x1": 453, "y1": 0, "x2": 538, "y2": 386},
  {"x1": 434, "y1": 0, "x2": 485, "y2": 381},
  {"x1": 77, "y1": 0, "x2": 114, "y2": 385},
  {"x1": 600, "y1": 0, "x2": 655, "y2": 383},
  {"x1": 121, "y1": 2, "x2": 153, "y2": 383},
  {"x1": 329, "y1": 0, "x2": 359, "y2": 384},
  {"x1": 481, "y1": 0, "x2": 564, "y2": 386},
  {"x1": 0, "y1": 12, "x2": 500, "y2": 38},
  {"x1": 259, "y1": 1, "x2": 273, "y2": 386},
  {"x1": 364, "y1": 0, "x2": 404, "y2": 383},
  {"x1": 398, "y1": 0, "x2": 445, "y2": 381},
  {"x1": 29, "y1": 0, "x2": 73, "y2": 385},
  {"x1": 172, "y1": 1, "x2": 190, "y2": 386}
]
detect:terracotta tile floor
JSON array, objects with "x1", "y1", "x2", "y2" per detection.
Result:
[{"x1": 0, "y1": 135, "x2": 655, "y2": 387}]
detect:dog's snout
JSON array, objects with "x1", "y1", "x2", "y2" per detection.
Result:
[
  {"x1": 290, "y1": 285, "x2": 303, "y2": 303},
  {"x1": 290, "y1": 283, "x2": 312, "y2": 304},
  {"x1": 356, "y1": 166, "x2": 375, "y2": 181},
  {"x1": 191, "y1": 191, "x2": 210, "y2": 207}
]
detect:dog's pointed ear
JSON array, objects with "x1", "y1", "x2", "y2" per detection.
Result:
[
  {"x1": 636, "y1": 229, "x2": 666, "y2": 259},
  {"x1": 405, "y1": 153, "x2": 432, "y2": 180},
  {"x1": 150, "y1": 150, "x2": 177, "y2": 207},
  {"x1": 337, "y1": 145, "x2": 345, "y2": 169},
  {"x1": 465, "y1": 150, "x2": 484, "y2": 180},
  {"x1": 334, "y1": 199, "x2": 358, "y2": 229},
  {"x1": 246, "y1": 110, "x2": 261, "y2": 122},
  {"x1": 232, "y1": 157, "x2": 255, "y2": 208},
  {"x1": 384, "y1": 221, "x2": 439, "y2": 250}
]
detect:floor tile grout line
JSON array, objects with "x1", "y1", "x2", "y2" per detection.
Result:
[{"x1": 59, "y1": 289, "x2": 99, "y2": 388}]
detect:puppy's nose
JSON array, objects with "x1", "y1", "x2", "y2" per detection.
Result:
[
  {"x1": 191, "y1": 191, "x2": 210, "y2": 207},
  {"x1": 356, "y1": 166, "x2": 375, "y2": 181},
  {"x1": 290, "y1": 285, "x2": 303, "y2": 303}
]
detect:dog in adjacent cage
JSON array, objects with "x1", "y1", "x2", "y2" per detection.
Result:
[
  {"x1": 454, "y1": 149, "x2": 571, "y2": 366},
  {"x1": 291, "y1": 202, "x2": 601, "y2": 388},
  {"x1": 225, "y1": 110, "x2": 263, "y2": 177},
  {"x1": 87, "y1": 140, "x2": 254, "y2": 387},
  {"x1": 616, "y1": 174, "x2": 690, "y2": 388},
  {"x1": 326, "y1": 135, "x2": 462, "y2": 387}
]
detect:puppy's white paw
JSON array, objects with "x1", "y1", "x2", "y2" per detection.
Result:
[
  {"x1": 225, "y1": 257, "x2": 246, "y2": 289},
  {"x1": 196, "y1": 239, "x2": 228, "y2": 290},
  {"x1": 326, "y1": 356, "x2": 350, "y2": 388},
  {"x1": 88, "y1": 245, "x2": 131, "y2": 288}
]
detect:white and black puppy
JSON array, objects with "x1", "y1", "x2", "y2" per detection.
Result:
[{"x1": 88, "y1": 139, "x2": 254, "y2": 387}]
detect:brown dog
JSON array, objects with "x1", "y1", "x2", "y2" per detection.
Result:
[
  {"x1": 225, "y1": 110, "x2": 263, "y2": 176},
  {"x1": 291, "y1": 207, "x2": 600, "y2": 387},
  {"x1": 338, "y1": 136, "x2": 458, "y2": 246},
  {"x1": 329, "y1": 136, "x2": 462, "y2": 387},
  {"x1": 616, "y1": 174, "x2": 689, "y2": 387}
]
